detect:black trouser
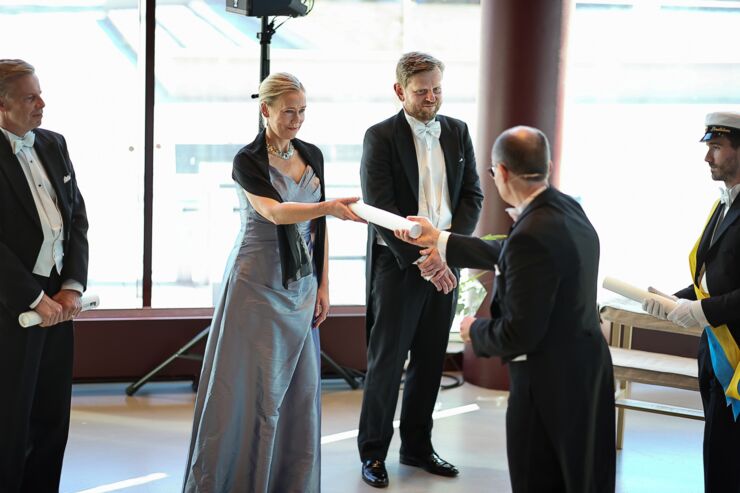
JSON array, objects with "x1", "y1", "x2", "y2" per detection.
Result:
[
  {"x1": 358, "y1": 246, "x2": 456, "y2": 461},
  {"x1": 506, "y1": 359, "x2": 616, "y2": 493},
  {"x1": 0, "y1": 271, "x2": 74, "y2": 493},
  {"x1": 698, "y1": 333, "x2": 740, "y2": 493}
]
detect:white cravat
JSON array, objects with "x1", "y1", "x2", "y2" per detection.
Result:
[
  {"x1": 710, "y1": 184, "x2": 739, "y2": 244},
  {"x1": 719, "y1": 187, "x2": 731, "y2": 207},
  {"x1": 718, "y1": 184, "x2": 739, "y2": 211},
  {"x1": 2, "y1": 128, "x2": 65, "y2": 277}
]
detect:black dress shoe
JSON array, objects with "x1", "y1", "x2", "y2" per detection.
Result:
[
  {"x1": 399, "y1": 451, "x2": 459, "y2": 477},
  {"x1": 362, "y1": 459, "x2": 389, "y2": 488}
]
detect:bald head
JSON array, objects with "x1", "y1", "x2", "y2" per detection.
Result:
[{"x1": 492, "y1": 126, "x2": 550, "y2": 182}]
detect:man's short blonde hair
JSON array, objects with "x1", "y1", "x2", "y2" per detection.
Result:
[
  {"x1": 0, "y1": 59, "x2": 35, "y2": 99},
  {"x1": 395, "y1": 52, "x2": 445, "y2": 88},
  {"x1": 258, "y1": 72, "x2": 305, "y2": 107}
]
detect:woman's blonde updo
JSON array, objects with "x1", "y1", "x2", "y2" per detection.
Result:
[{"x1": 258, "y1": 72, "x2": 305, "y2": 108}]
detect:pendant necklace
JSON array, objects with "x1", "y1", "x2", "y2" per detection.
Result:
[{"x1": 267, "y1": 139, "x2": 295, "y2": 160}]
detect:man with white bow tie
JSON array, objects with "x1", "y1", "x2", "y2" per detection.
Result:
[
  {"x1": 357, "y1": 52, "x2": 483, "y2": 488},
  {"x1": 0, "y1": 59, "x2": 89, "y2": 493},
  {"x1": 642, "y1": 111, "x2": 740, "y2": 493}
]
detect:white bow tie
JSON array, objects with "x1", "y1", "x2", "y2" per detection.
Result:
[
  {"x1": 12, "y1": 132, "x2": 35, "y2": 154},
  {"x1": 411, "y1": 120, "x2": 441, "y2": 141}
]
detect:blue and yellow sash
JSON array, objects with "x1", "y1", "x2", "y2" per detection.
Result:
[{"x1": 689, "y1": 200, "x2": 740, "y2": 420}]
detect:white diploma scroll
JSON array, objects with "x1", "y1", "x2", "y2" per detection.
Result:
[
  {"x1": 602, "y1": 277, "x2": 677, "y2": 312},
  {"x1": 19, "y1": 294, "x2": 101, "y2": 328},
  {"x1": 349, "y1": 201, "x2": 422, "y2": 239}
]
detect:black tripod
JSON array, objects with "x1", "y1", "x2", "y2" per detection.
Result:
[
  {"x1": 125, "y1": 326, "x2": 210, "y2": 396},
  {"x1": 125, "y1": 324, "x2": 361, "y2": 396},
  {"x1": 256, "y1": 16, "x2": 274, "y2": 130}
]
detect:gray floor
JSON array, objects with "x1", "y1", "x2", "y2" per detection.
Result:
[{"x1": 60, "y1": 377, "x2": 704, "y2": 493}]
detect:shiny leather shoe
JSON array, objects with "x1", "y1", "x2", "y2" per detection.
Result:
[
  {"x1": 362, "y1": 459, "x2": 389, "y2": 488},
  {"x1": 399, "y1": 451, "x2": 459, "y2": 477}
]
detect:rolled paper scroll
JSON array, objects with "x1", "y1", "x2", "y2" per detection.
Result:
[
  {"x1": 19, "y1": 294, "x2": 101, "y2": 328},
  {"x1": 349, "y1": 201, "x2": 422, "y2": 239},
  {"x1": 602, "y1": 277, "x2": 678, "y2": 312}
]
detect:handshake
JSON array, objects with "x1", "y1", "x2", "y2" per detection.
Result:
[{"x1": 642, "y1": 287, "x2": 706, "y2": 329}]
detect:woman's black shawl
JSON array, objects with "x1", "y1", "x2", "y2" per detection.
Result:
[{"x1": 232, "y1": 129, "x2": 326, "y2": 288}]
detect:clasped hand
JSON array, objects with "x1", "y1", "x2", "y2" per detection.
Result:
[
  {"x1": 34, "y1": 289, "x2": 82, "y2": 327},
  {"x1": 417, "y1": 248, "x2": 456, "y2": 294},
  {"x1": 391, "y1": 217, "x2": 455, "y2": 293}
]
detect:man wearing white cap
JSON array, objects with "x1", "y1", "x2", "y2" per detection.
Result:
[{"x1": 643, "y1": 111, "x2": 740, "y2": 492}]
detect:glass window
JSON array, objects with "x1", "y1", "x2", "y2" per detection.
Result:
[
  {"x1": 0, "y1": 1, "x2": 145, "y2": 308},
  {"x1": 151, "y1": 0, "x2": 481, "y2": 307},
  {"x1": 151, "y1": 1, "x2": 256, "y2": 307},
  {"x1": 561, "y1": 2, "x2": 740, "y2": 294}
]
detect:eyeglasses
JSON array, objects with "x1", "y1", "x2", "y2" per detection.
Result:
[
  {"x1": 488, "y1": 162, "x2": 501, "y2": 179},
  {"x1": 488, "y1": 162, "x2": 547, "y2": 182}
]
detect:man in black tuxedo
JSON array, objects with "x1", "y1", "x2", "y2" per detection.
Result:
[
  {"x1": 643, "y1": 111, "x2": 740, "y2": 493},
  {"x1": 357, "y1": 52, "x2": 483, "y2": 488},
  {"x1": 396, "y1": 126, "x2": 616, "y2": 492},
  {"x1": 0, "y1": 59, "x2": 89, "y2": 493}
]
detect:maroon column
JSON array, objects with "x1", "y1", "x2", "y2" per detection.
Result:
[{"x1": 464, "y1": 0, "x2": 570, "y2": 390}]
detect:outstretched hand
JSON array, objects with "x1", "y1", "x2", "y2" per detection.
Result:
[
  {"x1": 393, "y1": 216, "x2": 439, "y2": 248},
  {"x1": 327, "y1": 197, "x2": 365, "y2": 223}
]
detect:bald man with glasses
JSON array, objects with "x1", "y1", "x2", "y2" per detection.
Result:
[{"x1": 396, "y1": 126, "x2": 616, "y2": 493}]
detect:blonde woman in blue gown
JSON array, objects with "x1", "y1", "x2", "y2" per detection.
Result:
[{"x1": 183, "y1": 72, "x2": 362, "y2": 493}]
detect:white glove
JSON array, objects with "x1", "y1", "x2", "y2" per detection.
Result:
[
  {"x1": 641, "y1": 286, "x2": 678, "y2": 320},
  {"x1": 667, "y1": 299, "x2": 704, "y2": 328},
  {"x1": 642, "y1": 298, "x2": 669, "y2": 319}
]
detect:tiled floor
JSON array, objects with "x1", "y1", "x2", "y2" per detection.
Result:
[{"x1": 60, "y1": 378, "x2": 704, "y2": 493}]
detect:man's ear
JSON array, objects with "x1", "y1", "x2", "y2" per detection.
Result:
[
  {"x1": 393, "y1": 83, "x2": 405, "y2": 102},
  {"x1": 498, "y1": 163, "x2": 510, "y2": 182}
]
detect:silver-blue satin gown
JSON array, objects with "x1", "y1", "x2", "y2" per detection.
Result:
[{"x1": 183, "y1": 164, "x2": 322, "y2": 493}]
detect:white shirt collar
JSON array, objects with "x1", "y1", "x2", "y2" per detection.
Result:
[
  {"x1": 720, "y1": 183, "x2": 740, "y2": 208},
  {"x1": 1, "y1": 127, "x2": 25, "y2": 142},
  {"x1": 505, "y1": 185, "x2": 548, "y2": 222}
]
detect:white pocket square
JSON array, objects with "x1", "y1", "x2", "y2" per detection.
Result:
[{"x1": 63, "y1": 174, "x2": 71, "y2": 183}]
